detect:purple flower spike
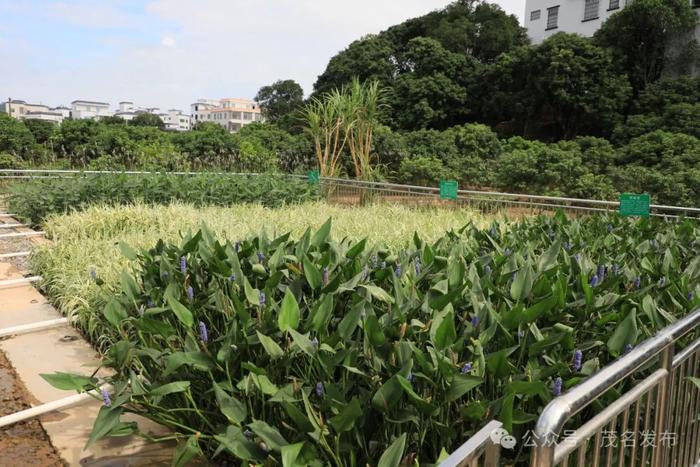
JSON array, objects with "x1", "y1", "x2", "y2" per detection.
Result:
[
  {"x1": 243, "y1": 429, "x2": 253, "y2": 441},
  {"x1": 484, "y1": 265, "x2": 492, "y2": 274},
  {"x1": 198, "y1": 321, "x2": 208, "y2": 343},
  {"x1": 574, "y1": 254, "x2": 581, "y2": 263},
  {"x1": 688, "y1": 292, "x2": 694, "y2": 301},
  {"x1": 395, "y1": 265, "x2": 402, "y2": 277},
  {"x1": 89, "y1": 267, "x2": 97, "y2": 280},
  {"x1": 311, "y1": 337, "x2": 319, "y2": 348},
  {"x1": 552, "y1": 377, "x2": 563, "y2": 396},
  {"x1": 597, "y1": 265, "x2": 606, "y2": 281},
  {"x1": 322, "y1": 267, "x2": 329, "y2": 286},
  {"x1": 564, "y1": 242, "x2": 572, "y2": 251},
  {"x1": 624, "y1": 344, "x2": 634, "y2": 354},
  {"x1": 257, "y1": 252, "x2": 265, "y2": 262},
  {"x1": 101, "y1": 388, "x2": 111, "y2": 407},
  {"x1": 228, "y1": 273, "x2": 236, "y2": 282},
  {"x1": 573, "y1": 350, "x2": 583, "y2": 372},
  {"x1": 590, "y1": 275, "x2": 599, "y2": 287},
  {"x1": 147, "y1": 298, "x2": 154, "y2": 308},
  {"x1": 186, "y1": 286, "x2": 194, "y2": 302},
  {"x1": 470, "y1": 316, "x2": 479, "y2": 327},
  {"x1": 414, "y1": 260, "x2": 422, "y2": 275},
  {"x1": 259, "y1": 291, "x2": 266, "y2": 307},
  {"x1": 634, "y1": 277, "x2": 641, "y2": 289},
  {"x1": 607, "y1": 224, "x2": 614, "y2": 233},
  {"x1": 315, "y1": 382, "x2": 324, "y2": 397},
  {"x1": 461, "y1": 362, "x2": 473, "y2": 374},
  {"x1": 180, "y1": 256, "x2": 186, "y2": 274},
  {"x1": 658, "y1": 277, "x2": 666, "y2": 287},
  {"x1": 504, "y1": 248, "x2": 511, "y2": 257}
]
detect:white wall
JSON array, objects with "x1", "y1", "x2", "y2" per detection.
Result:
[{"x1": 525, "y1": 0, "x2": 628, "y2": 44}]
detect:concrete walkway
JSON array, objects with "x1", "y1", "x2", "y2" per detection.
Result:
[{"x1": 0, "y1": 214, "x2": 172, "y2": 466}]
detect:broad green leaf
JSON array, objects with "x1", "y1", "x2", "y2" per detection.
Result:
[
  {"x1": 511, "y1": 266, "x2": 534, "y2": 301},
  {"x1": 118, "y1": 242, "x2": 138, "y2": 260},
  {"x1": 214, "y1": 426, "x2": 265, "y2": 461},
  {"x1": 172, "y1": 436, "x2": 201, "y2": 467},
  {"x1": 104, "y1": 298, "x2": 129, "y2": 329},
  {"x1": 430, "y1": 307, "x2": 457, "y2": 350},
  {"x1": 279, "y1": 288, "x2": 300, "y2": 332},
  {"x1": 214, "y1": 382, "x2": 247, "y2": 425},
  {"x1": 281, "y1": 402, "x2": 315, "y2": 433},
  {"x1": 345, "y1": 238, "x2": 367, "y2": 259},
  {"x1": 243, "y1": 276, "x2": 260, "y2": 306},
  {"x1": 445, "y1": 375, "x2": 483, "y2": 402},
  {"x1": 86, "y1": 406, "x2": 123, "y2": 448},
  {"x1": 302, "y1": 256, "x2": 322, "y2": 290},
  {"x1": 361, "y1": 285, "x2": 395, "y2": 304},
  {"x1": 364, "y1": 315, "x2": 386, "y2": 347},
  {"x1": 329, "y1": 398, "x2": 362, "y2": 433},
  {"x1": 151, "y1": 381, "x2": 191, "y2": 396},
  {"x1": 310, "y1": 218, "x2": 332, "y2": 247},
  {"x1": 249, "y1": 420, "x2": 288, "y2": 452},
  {"x1": 163, "y1": 352, "x2": 213, "y2": 376},
  {"x1": 607, "y1": 309, "x2": 638, "y2": 355},
  {"x1": 256, "y1": 331, "x2": 284, "y2": 359},
  {"x1": 396, "y1": 375, "x2": 437, "y2": 414},
  {"x1": 377, "y1": 433, "x2": 407, "y2": 467},
  {"x1": 165, "y1": 295, "x2": 194, "y2": 327},
  {"x1": 309, "y1": 294, "x2": 333, "y2": 333},
  {"x1": 40, "y1": 372, "x2": 95, "y2": 391},
  {"x1": 372, "y1": 376, "x2": 402, "y2": 412},
  {"x1": 281, "y1": 442, "x2": 306, "y2": 467},
  {"x1": 288, "y1": 329, "x2": 315, "y2": 356},
  {"x1": 120, "y1": 271, "x2": 140, "y2": 301}
]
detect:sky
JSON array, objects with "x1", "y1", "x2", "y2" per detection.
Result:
[{"x1": 0, "y1": 0, "x2": 525, "y2": 113}]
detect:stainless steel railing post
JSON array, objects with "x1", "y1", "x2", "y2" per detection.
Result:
[{"x1": 653, "y1": 345, "x2": 675, "y2": 467}]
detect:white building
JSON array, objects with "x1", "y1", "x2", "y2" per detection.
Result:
[
  {"x1": 190, "y1": 98, "x2": 262, "y2": 132},
  {"x1": 160, "y1": 109, "x2": 191, "y2": 131},
  {"x1": 70, "y1": 100, "x2": 112, "y2": 120},
  {"x1": 0, "y1": 99, "x2": 67, "y2": 124},
  {"x1": 525, "y1": 0, "x2": 700, "y2": 44}
]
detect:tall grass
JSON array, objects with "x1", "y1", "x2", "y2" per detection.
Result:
[{"x1": 32, "y1": 201, "x2": 488, "y2": 345}]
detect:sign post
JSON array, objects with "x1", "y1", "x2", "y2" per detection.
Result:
[
  {"x1": 439, "y1": 180, "x2": 458, "y2": 201},
  {"x1": 619, "y1": 193, "x2": 650, "y2": 218},
  {"x1": 308, "y1": 170, "x2": 320, "y2": 185}
]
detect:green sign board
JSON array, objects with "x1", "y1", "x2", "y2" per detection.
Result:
[
  {"x1": 308, "y1": 170, "x2": 320, "y2": 185},
  {"x1": 619, "y1": 193, "x2": 650, "y2": 217},
  {"x1": 440, "y1": 180, "x2": 458, "y2": 200}
]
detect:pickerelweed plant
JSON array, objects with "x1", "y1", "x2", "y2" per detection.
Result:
[{"x1": 41, "y1": 213, "x2": 700, "y2": 466}]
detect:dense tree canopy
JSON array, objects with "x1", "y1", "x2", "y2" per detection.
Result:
[
  {"x1": 130, "y1": 112, "x2": 165, "y2": 129},
  {"x1": 254, "y1": 79, "x2": 305, "y2": 132},
  {"x1": 594, "y1": 0, "x2": 699, "y2": 93}
]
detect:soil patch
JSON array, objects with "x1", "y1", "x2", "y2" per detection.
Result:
[{"x1": 0, "y1": 349, "x2": 65, "y2": 466}]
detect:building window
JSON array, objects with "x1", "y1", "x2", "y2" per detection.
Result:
[
  {"x1": 530, "y1": 9, "x2": 541, "y2": 20},
  {"x1": 546, "y1": 6, "x2": 559, "y2": 30},
  {"x1": 583, "y1": 0, "x2": 600, "y2": 21},
  {"x1": 608, "y1": 0, "x2": 620, "y2": 10}
]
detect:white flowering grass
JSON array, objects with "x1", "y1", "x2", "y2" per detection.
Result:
[{"x1": 32, "y1": 201, "x2": 490, "y2": 342}]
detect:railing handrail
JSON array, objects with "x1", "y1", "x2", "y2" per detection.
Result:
[
  {"x1": 2, "y1": 169, "x2": 700, "y2": 215},
  {"x1": 531, "y1": 307, "x2": 700, "y2": 465},
  {"x1": 438, "y1": 420, "x2": 503, "y2": 467}
]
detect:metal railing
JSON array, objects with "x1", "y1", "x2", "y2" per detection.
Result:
[
  {"x1": 528, "y1": 307, "x2": 700, "y2": 467},
  {"x1": 2, "y1": 169, "x2": 700, "y2": 219},
  {"x1": 439, "y1": 420, "x2": 503, "y2": 467}
]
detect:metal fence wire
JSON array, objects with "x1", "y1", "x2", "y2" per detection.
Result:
[{"x1": 1, "y1": 169, "x2": 700, "y2": 466}]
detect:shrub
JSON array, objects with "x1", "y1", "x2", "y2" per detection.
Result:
[
  {"x1": 9, "y1": 174, "x2": 319, "y2": 226},
  {"x1": 42, "y1": 214, "x2": 700, "y2": 465}
]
